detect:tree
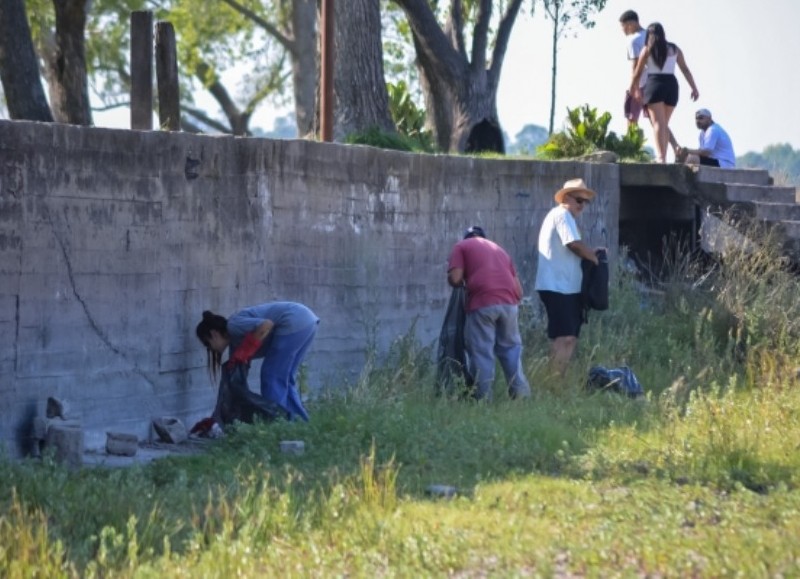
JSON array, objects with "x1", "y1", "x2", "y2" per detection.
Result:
[
  {"x1": 334, "y1": 0, "x2": 395, "y2": 140},
  {"x1": 65, "y1": 0, "x2": 314, "y2": 136},
  {"x1": 0, "y1": 0, "x2": 54, "y2": 121},
  {"x1": 738, "y1": 143, "x2": 800, "y2": 186},
  {"x1": 540, "y1": 0, "x2": 607, "y2": 134},
  {"x1": 508, "y1": 123, "x2": 548, "y2": 154},
  {"x1": 392, "y1": 0, "x2": 524, "y2": 154},
  {"x1": 45, "y1": 0, "x2": 94, "y2": 125},
  {"x1": 215, "y1": 0, "x2": 318, "y2": 136}
]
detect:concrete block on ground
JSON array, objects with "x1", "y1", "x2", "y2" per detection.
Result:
[
  {"x1": 425, "y1": 484, "x2": 458, "y2": 499},
  {"x1": 44, "y1": 422, "x2": 84, "y2": 468},
  {"x1": 46, "y1": 397, "x2": 69, "y2": 419},
  {"x1": 152, "y1": 417, "x2": 188, "y2": 444},
  {"x1": 279, "y1": 440, "x2": 305, "y2": 455},
  {"x1": 106, "y1": 432, "x2": 139, "y2": 456},
  {"x1": 32, "y1": 416, "x2": 49, "y2": 440}
]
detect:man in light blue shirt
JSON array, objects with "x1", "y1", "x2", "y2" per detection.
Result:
[{"x1": 679, "y1": 108, "x2": 736, "y2": 168}]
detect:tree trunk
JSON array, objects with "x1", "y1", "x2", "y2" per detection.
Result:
[
  {"x1": 47, "y1": 0, "x2": 93, "y2": 125},
  {"x1": 291, "y1": 0, "x2": 318, "y2": 137},
  {"x1": 0, "y1": 0, "x2": 54, "y2": 121},
  {"x1": 395, "y1": 0, "x2": 522, "y2": 153},
  {"x1": 548, "y1": 3, "x2": 559, "y2": 135},
  {"x1": 333, "y1": 0, "x2": 395, "y2": 141},
  {"x1": 414, "y1": 34, "x2": 453, "y2": 152},
  {"x1": 220, "y1": 0, "x2": 319, "y2": 137}
]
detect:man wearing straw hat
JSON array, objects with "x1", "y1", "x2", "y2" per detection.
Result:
[{"x1": 535, "y1": 178, "x2": 603, "y2": 375}]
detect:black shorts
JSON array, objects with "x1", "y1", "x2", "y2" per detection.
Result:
[
  {"x1": 699, "y1": 156, "x2": 720, "y2": 167},
  {"x1": 643, "y1": 74, "x2": 679, "y2": 107},
  {"x1": 538, "y1": 291, "x2": 583, "y2": 339}
]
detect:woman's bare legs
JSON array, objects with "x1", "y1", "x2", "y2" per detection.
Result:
[
  {"x1": 663, "y1": 104, "x2": 676, "y2": 161},
  {"x1": 647, "y1": 102, "x2": 668, "y2": 163}
]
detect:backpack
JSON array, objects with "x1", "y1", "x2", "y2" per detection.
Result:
[{"x1": 587, "y1": 365, "x2": 644, "y2": 398}]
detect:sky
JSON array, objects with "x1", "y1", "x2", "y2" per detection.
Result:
[
  {"x1": 496, "y1": 0, "x2": 800, "y2": 156},
  {"x1": 90, "y1": 0, "x2": 799, "y2": 157}
]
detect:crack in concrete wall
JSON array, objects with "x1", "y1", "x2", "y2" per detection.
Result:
[{"x1": 0, "y1": 120, "x2": 620, "y2": 456}]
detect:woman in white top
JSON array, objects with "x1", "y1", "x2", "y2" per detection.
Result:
[{"x1": 630, "y1": 22, "x2": 699, "y2": 163}]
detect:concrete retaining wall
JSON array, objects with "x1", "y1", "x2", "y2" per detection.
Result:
[{"x1": 0, "y1": 120, "x2": 619, "y2": 456}]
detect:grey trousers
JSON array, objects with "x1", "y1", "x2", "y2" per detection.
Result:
[{"x1": 464, "y1": 304, "x2": 531, "y2": 400}]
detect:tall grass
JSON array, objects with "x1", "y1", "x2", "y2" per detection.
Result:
[{"x1": 2, "y1": 216, "x2": 800, "y2": 576}]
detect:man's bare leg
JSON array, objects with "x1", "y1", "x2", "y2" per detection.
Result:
[{"x1": 550, "y1": 336, "x2": 577, "y2": 376}]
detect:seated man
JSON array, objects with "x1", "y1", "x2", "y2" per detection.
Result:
[{"x1": 677, "y1": 108, "x2": 736, "y2": 168}]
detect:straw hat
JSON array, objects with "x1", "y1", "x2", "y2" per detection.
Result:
[{"x1": 554, "y1": 178, "x2": 597, "y2": 204}]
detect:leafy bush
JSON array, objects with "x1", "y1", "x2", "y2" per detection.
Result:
[
  {"x1": 537, "y1": 104, "x2": 651, "y2": 161},
  {"x1": 343, "y1": 126, "x2": 419, "y2": 152},
  {"x1": 386, "y1": 80, "x2": 436, "y2": 153}
]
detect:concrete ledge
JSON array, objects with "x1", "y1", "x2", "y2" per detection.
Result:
[
  {"x1": 724, "y1": 184, "x2": 796, "y2": 204},
  {"x1": 753, "y1": 202, "x2": 800, "y2": 221},
  {"x1": 695, "y1": 166, "x2": 771, "y2": 186},
  {"x1": 619, "y1": 163, "x2": 695, "y2": 196}
]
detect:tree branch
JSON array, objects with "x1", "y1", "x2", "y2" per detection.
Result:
[
  {"x1": 488, "y1": 0, "x2": 524, "y2": 84},
  {"x1": 447, "y1": 0, "x2": 467, "y2": 60},
  {"x1": 182, "y1": 104, "x2": 231, "y2": 133},
  {"x1": 470, "y1": 0, "x2": 492, "y2": 72},
  {"x1": 393, "y1": 0, "x2": 464, "y2": 81},
  {"x1": 194, "y1": 60, "x2": 242, "y2": 126},
  {"x1": 218, "y1": 0, "x2": 295, "y2": 53}
]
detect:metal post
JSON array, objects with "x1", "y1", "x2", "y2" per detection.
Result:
[{"x1": 320, "y1": 0, "x2": 334, "y2": 142}]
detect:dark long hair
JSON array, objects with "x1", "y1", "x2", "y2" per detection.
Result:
[
  {"x1": 645, "y1": 22, "x2": 676, "y2": 70},
  {"x1": 196, "y1": 310, "x2": 228, "y2": 382}
]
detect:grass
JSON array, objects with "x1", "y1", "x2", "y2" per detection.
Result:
[{"x1": 3, "y1": 228, "x2": 800, "y2": 577}]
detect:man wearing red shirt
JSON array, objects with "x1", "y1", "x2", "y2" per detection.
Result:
[{"x1": 447, "y1": 226, "x2": 531, "y2": 401}]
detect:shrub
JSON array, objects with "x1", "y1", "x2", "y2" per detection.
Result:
[
  {"x1": 537, "y1": 104, "x2": 651, "y2": 161},
  {"x1": 343, "y1": 126, "x2": 419, "y2": 152},
  {"x1": 386, "y1": 80, "x2": 436, "y2": 153}
]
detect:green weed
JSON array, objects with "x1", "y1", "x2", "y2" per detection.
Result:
[{"x1": 2, "y1": 219, "x2": 800, "y2": 575}]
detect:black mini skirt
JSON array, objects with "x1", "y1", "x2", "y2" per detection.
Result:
[{"x1": 643, "y1": 74, "x2": 679, "y2": 106}]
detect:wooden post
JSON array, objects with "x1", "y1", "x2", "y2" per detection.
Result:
[
  {"x1": 155, "y1": 21, "x2": 180, "y2": 131},
  {"x1": 320, "y1": 0, "x2": 334, "y2": 142},
  {"x1": 130, "y1": 11, "x2": 153, "y2": 130}
]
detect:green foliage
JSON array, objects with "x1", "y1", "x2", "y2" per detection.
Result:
[
  {"x1": 540, "y1": 0, "x2": 608, "y2": 31},
  {"x1": 343, "y1": 126, "x2": 431, "y2": 153},
  {"x1": 738, "y1": 143, "x2": 800, "y2": 186},
  {"x1": 4, "y1": 220, "x2": 800, "y2": 575},
  {"x1": 386, "y1": 81, "x2": 436, "y2": 152},
  {"x1": 537, "y1": 104, "x2": 652, "y2": 161},
  {"x1": 507, "y1": 123, "x2": 549, "y2": 155}
]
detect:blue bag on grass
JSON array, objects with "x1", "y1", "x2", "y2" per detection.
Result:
[{"x1": 587, "y1": 366, "x2": 644, "y2": 398}]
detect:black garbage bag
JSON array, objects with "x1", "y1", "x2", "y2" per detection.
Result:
[
  {"x1": 212, "y1": 362, "x2": 282, "y2": 425},
  {"x1": 435, "y1": 286, "x2": 474, "y2": 396}
]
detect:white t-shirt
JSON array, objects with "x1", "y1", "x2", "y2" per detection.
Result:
[
  {"x1": 627, "y1": 29, "x2": 647, "y2": 87},
  {"x1": 534, "y1": 205, "x2": 583, "y2": 294},
  {"x1": 647, "y1": 46, "x2": 678, "y2": 74},
  {"x1": 699, "y1": 123, "x2": 736, "y2": 168}
]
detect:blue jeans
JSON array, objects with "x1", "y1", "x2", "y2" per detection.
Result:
[
  {"x1": 464, "y1": 304, "x2": 531, "y2": 401},
  {"x1": 260, "y1": 322, "x2": 318, "y2": 421}
]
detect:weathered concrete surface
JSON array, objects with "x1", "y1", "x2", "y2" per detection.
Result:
[
  {"x1": 619, "y1": 162, "x2": 800, "y2": 264},
  {"x1": 0, "y1": 120, "x2": 619, "y2": 457}
]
